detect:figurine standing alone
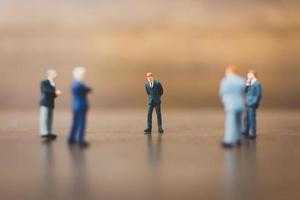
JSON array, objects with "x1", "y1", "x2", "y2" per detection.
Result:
[
  {"x1": 68, "y1": 67, "x2": 92, "y2": 147},
  {"x1": 243, "y1": 69, "x2": 262, "y2": 139},
  {"x1": 39, "y1": 69, "x2": 62, "y2": 140},
  {"x1": 144, "y1": 72, "x2": 164, "y2": 134}
]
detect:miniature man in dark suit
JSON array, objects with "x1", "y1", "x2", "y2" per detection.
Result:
[
  {"x1": 144, "y1": 72, "x2": 164, "y2": 134},
  {"x1": 68, "y1": 67, "x2": 92, "y2": 147},
  {"x1": 243, "y1": 69, "x2": 262, "y2": 139},
  {"x1": 39, "y1": 69, "x2": 62, "y2": 140}
]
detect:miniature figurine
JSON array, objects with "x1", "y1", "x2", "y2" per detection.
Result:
[
  {"x1": 219, "y1": 65, "x2": 246, "y2": 148},
  {"x1": 243, "y1": 69, "x2": 262, "y2": 139},
  {"x1": 39, "y1": 69, "x2": 62, "y2": 140},
  {"x1": 144, "y1": 72, "x2": 164, "y2": 134},
  {"x1": 68, "y1": 67, "x2": 92, "y2": 147}
]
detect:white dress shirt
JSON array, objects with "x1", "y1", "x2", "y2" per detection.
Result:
[
  {"x1": 48, "y1": 79, "x2": 56, "y2": 87},
  {"x1": 149, "y1": 81, "x2": 154, "y2": 88},
  {"x1": 246, "y1": 78, "x2": 257, "y2": 86}
]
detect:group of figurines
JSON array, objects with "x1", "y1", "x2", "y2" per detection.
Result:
[
  {"x1": 39, "y1": 65, "x2": 261, "y2": 148},
  {"x1": 39, "y1": 67, "x2": 92, "y2": 147},
  {"x1": 220, "y1": 65, "x2": 262, "y2": 148}
]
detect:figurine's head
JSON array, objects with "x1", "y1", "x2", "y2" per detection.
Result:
[
  {"x1": 226, "y1": 65, "x2": 238, "y2": 76},
  {"x1": 146, "y1": 72, "x2": 154, "y2": 82},
  {"x1": 47, "y1": 69, "x2": 57, "y2": 80},
  {"x1": 73, "y1": 66, "x2": 86, "y2": 81},
  {"x1": 247, "y1": 69, "x2": 258, "y2": 80}
]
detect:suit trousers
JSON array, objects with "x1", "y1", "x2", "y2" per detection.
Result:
[
  {"x1": 244, "y1": 107, "x2": 257, "y2": 136},
  {"x1": 40, "y1": 106, "x2": 53, "y2": 136},
  {"x1": 224, "y1": 111, "x2": 242, "y2": 144},
  {"x1": 147, "y1": 103, "x2": 162, "y2": 129},
  {"x1": 68, "y1": 110, "x2": 87, "y2": 144}
]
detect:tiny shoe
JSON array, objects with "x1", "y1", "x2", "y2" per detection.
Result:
[
  {"x1": 48, "y1": 134, "x2": 57, "y2": 140},
  {"x1": 221, "y1": 142, "x2": 233, "y2": 148},
  {"x1": 68, "y1": 139, "x2": 76, "y2": 145},
  {"x1": 247, "y1": 135, "x2": 256, "y2": 140},
  {"x1": 144, "y1": 128, "x2": 152, "y2": 134},
  {"x1": 78, "y1": 141, "x2": 90, "y2": 148},
  {"x1": 42, "y1": 134, "x2": 57, "y2": 140},
  {"x1": 158, "y1": 128, "x2": 164, "y2": 134},
  {"x1": 41, "y1": 135, "x2": 52, "y2": 143},
  {"x1": 242, "y1": 132, "x2": 249, "y2": 136},
  {"x1": 236, "y1": 140, "x2": 242, "y2": 147}
]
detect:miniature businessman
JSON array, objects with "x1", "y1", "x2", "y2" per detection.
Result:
[
  {"x1": 39, "y1": 69, "x2": 62, "y2": 140},
  {"x1": 243, "y1": 69, "x2": 262, "y2": 139},
  {"x1": 144, "y1": 72, "x2": 164, "y2": 134},
  {"x1": 219, "y1": 65, "x2": 246, "y2": 148},
  {"x1": 68, "y1": 67, "x2": 92, "y2": 147}
]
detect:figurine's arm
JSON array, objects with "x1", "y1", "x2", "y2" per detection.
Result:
[
  {"x1": 41, "y1": 81, "x2": 57, "y2": 98},
  {"x1": 254, "y1": 84, "x2": 262, "y2": 105},
  {"x1": 145, "y1": 84, "x2": 150, "y2": 95},
  {"x1": 158, "y1": 83, "x2": 164, "y2": 96},
  {"x1": 219, "y1": 80, "x2": 225, "y2": 100},
  {"x1": 84, "y1": 84, "x2": 92, "y2": 93},
  {"x1": 245, "y1": 85, "x2": 250, "y2": 93},
  {"x1": 77, "y1": 83, "x2": 92, "y2": 93},
  {"x1": 248, "y1": 84, "x2": 262, "y2": 107}
]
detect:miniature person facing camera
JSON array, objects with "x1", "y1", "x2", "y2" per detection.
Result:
[
  {"x1": 144, "y1": 72, "x2": 164, "y2": 134},
  {"x1": 219, "y1": 65, "x2": 246, "y2": 148},
  {"x1": 39, "y1": 69, "x2": 62, "y2": 140},
  {"x1": 68, "y1": 67, "x2": 92, "y2": 147},
  {"x1": 243, "y1": 69, "x2": 262, "y2": 139}
]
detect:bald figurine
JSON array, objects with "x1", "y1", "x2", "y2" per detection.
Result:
[
  {"x1": 219, "y1": 65, "x2": 246, "y2": 148},
  {"x1": 144, "y1": 72, "x2": 164, "y2": 134}
]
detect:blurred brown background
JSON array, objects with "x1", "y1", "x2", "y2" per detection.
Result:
[{"x1": 0, "y1": 0, "x2": 299, "y2": 109}]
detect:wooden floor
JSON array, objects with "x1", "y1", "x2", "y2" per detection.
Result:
[{"x1": 0, "y1": 109, "x2": 299, "y2": 200}]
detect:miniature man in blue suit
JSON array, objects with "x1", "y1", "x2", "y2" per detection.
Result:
[
  {"x1": 144, "y1": 72, "x2": 164, "y2": 134},
  {"x1": 243, "y1": 69, "x2": 262, "y2": 139},
  {"x1": 219, "y1": 65, "x2": 246, "y2": 148},
  {"x1": 68, "y1": 67, "x2": 92, "y2": 147}
]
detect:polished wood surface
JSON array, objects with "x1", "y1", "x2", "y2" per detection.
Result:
[{"x1": 0, "y1": 109, "x2": 299, "y2": 200}]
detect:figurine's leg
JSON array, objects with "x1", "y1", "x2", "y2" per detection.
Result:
[
  {"x1": 47, "y1": 108, "x2": 53, "y2": 134},
  {"x1": 40, "y1": 106, "x2": 49, "y2": 136},
  {"x1": 77, "y1": 111, "x2": 87, "y2": 144},
  {"x1": 224, "y1": 111, "x2": 235, "y2": 144},
  {"x1": 147, "y1": 103, "x2": 154, "y2": 129},
  {"x1": 68, "y1": 111, "x2": 78, "y2": 142},
  {"x1": 243, "y1": 108, "x2": 249, "y2": 135},
  {"x1": 154, "y1": 104, "x2": 162, "y2": 129},
  {"x1": 236, "y1": 111, "x2": 242, "y2": 142},
  {"x1": 249, "y1": 108, "x2": 256, "y2": 137}
]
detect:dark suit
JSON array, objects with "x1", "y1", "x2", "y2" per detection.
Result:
[
  {"x1": 145, "y1": 80, "x2": 164, "y2": 129},
  {"x1": 39, "y1": 80, "x2": 57, "y2": 136},
  {"x1": 68, "y1": 81, "x2": 92, "y2": 144},
  {"x1": 244, "y1": 80, "x2": 262, "y2": 137},
  {"x1": 40, "y1": 80, "x2": 57, "y2": 108}
]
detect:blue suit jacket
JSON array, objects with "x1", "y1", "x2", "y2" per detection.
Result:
[
  {"x1": 71, "y1": 81, "x2": 92, "y2": 111},
  {"x1": 246, "y1": 80, "x2": 262, "y2": 108},
  {"x1": 220, "y1": 75, "x2": 246, "y2": 112},
  {"x1": 145, "y1": 80, "x2": 164, "y2": 104}
]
